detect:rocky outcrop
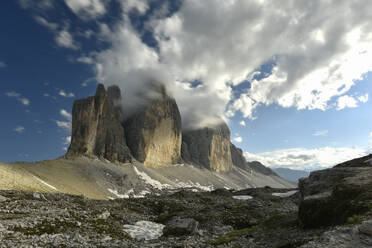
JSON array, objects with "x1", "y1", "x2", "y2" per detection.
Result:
[
  {"x1": 230, "y1": 143, "x2": 275, "y2": 175},
  {"x1": 66, "y1": 84, "x2": 132, "y2": 163},
  {"x1": 124, "y1": 84, "x2": 182, "y2": 168},
  {"x1": 298, "y1": 154, "x2": 372, "y2": 228},
  {"x1": 181, "y1": 122, "x2": 233, "y2": 173}
]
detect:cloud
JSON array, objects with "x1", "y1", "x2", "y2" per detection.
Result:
[
  {"x1": 55, "y1": 30, "x2": 79, "y2": 50},
  {"x1": 5, "y1": 91, "x2": 30, "y2": 106},
  {"x1": 55, "y1": 109, "x2": 72, "y2": 132},
  {"x1": 239, "y1": 120, "x2": 246, "y2": 127},
  {"x1": 60, "y1": 109, "x2": 72, "y2": 121},
  {"x1": 58, "y1": 90, "x2": 75, "y2": 98},
  {"x1": 0, "y1": 61, "x2": 6, "y2": 68},
  {"x1": 34, "y1": 16, "x2": 58, "y2": 31},
  {"x1": 14, "y1": 126, "x2": 25, "y2": 133},
  {"x1": 89, "y1": 0, "x2": 372, "y2": 129},
  {"x1": 313, "y1": 130, "x2": 328, "y2": 137},
  {"x1": 63, "y1": 136, "x2": 71, "y2": 145},
  {"x1": 358, "y1": 94, "x2": 369, "y2": 103},
  {"x1": 64, "y1": 0, "x2": 107, "y2": 19},
  {"x1": 18, "y1": 0, "x2": 54, "y2": 10},
  {"x1": 244, "y1": 146, "x2": 370, "y2": 170},
  {"x1": 233, "y1": 136, "x2": 243, "y2": 143},
  {"x1": 337, "y1": 95, "x2": 358, "y2": 110},
  {"x1": 55, "y1": 120, "x2": 71, "y2": 132}
]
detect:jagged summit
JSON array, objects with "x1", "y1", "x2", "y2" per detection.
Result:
[
  {"x1": 65, "y1": 83, "x2": 276, "y2": 177},
  {"x1": 182, "y1": 122, "x2": 233, "y2": 172},
  {"x1": 66, "y1": 84, "x2": 132, "y2": 163},
  {"x1": 124, "y1": 83, "x2": 183, "y2": 168}
]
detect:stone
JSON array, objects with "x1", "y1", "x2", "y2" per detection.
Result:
[
  {"x1": 298, "y1": 157, "x2": 372, "y2": 228},
  {"x1": 0, "y1": 195, "x2": 8, "y2": 202},
  {"x1": 66, "y1": 84, "x2": 132, "y2": 163},
  {"x1": 163, "y1": 217, "x2": 199, "y2": 236},
  {"x1": 124, "y1": 84, "x2": 182, "y2": 168},
  {"x1": 181, "y1": 121, "x2": 233, "y2": 172},
  {"x1": 98, "y1": 211, "x2": 110, "y2": 220},
  {"x1": 359, "y1": 221, "x2": 372, "y2": 236}
]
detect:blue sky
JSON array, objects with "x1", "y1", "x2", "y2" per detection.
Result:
[{"x1": 1, "y1": 0, "x2": 372, "y2": 170}]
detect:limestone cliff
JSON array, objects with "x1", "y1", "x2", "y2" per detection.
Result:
[
  {"x1": 66, "y1": 84, "x2": 132, "y2": 163},
  {"x1": 182, "y1": 122, "x2": 233, "y2": 173},
  {"x1": 230, "y1": 143, "x2": 275, "y2": 175},
  {"x1": 124, "y1": 84, "x2": 182, "y2": 168}
]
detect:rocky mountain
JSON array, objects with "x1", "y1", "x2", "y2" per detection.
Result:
[
  {"x1": 273, "y1": 167, "x2": 310, "y2": 182},
  {"x1": 182, "y1": 122, "x2": 233, "y2": 173},
  {"x1": 66, "y1": 84, "x2": 132, "y2": 163},
  {"x1": 124, "y1": 84, "x2": 182, "y2": 168}
]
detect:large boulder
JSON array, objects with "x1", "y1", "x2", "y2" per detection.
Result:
[
  {"x1": 66, "y1": 84, "x2": 132, "y2": 163},
  {"x1": 124, "y1": 84, "x2": 182, "y2": 168},
  {"x1": 182, "y1": 122, "x2": 233, "y2": 173},
  {"x1": 298, "y1": 154, "x2": 372, "y2": 228}
]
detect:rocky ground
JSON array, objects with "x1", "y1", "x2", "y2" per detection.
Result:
[{"x1": 0, "y1": 186, "x2": 370, "y2": 248}]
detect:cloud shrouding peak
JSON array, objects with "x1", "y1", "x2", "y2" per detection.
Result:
[{"x1": 90, "y1": 0, "x2": 372, "y2": 129}]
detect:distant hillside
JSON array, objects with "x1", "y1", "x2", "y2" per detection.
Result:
[{"x1": 273, "y1": 168, "x2": 310, "y2": 183}]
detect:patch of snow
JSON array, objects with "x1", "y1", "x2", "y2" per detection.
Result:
[
  {"x1": 108, "y1": 188, "x2": 130, "y2": 199},
  {"x1": 123, "y1": 221, "x2": 165, "y2": 240},
  {"x1": 133, "y1": 166, "x2": 171, "y2": 190},
  {"x1": 272, "y1": 190, "x2": 298, "y2": 198},
  {"x1": 32, "y1": 176, "x2": 57, "y2": 191},
  {"x1": 233, "y1": 195, "x2": 253, "y2": 200}
]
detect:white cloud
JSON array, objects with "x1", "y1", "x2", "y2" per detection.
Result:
[
  {"x1": 358, "y1": 94, "x2": 369, "y2": 103},
  {"x1": 18, "y1": 0, "x2": 54, "y2": 10},
  {"x1": 14, "y1": 126, "x2": 25, "y2": 133},
  {"x1": 77, "y1": 56, "x2": 94, "y2": 64},
  {"x1": 233, "y1": 136, "x2": 243, "y2": 143},
  {"x1": 5, "y1": 91, "x2": 30, "y2": 106},
  {"x1": 0, "y1": 61, "x2": 6, "y2": 68},
  {"x1": 313, "y1": 130, "x2": 328, "y2": 137},
  {"x1": 60, "y1": 109, "x2": 72, "y2": 121},
  {"x1": 63, "y1": 136, "x2": 71, "y2": 145},
  {"x1": 55, "y1": 120, "x2": 71, "y2": 132},
  {"x1": 55, "y1": 109, "x2": 72, "y2": 132},
  {"x1": 244, "y1": 146, "x2": 370, "y2": 170},
  {"x1": 91, "y1": 0, "x2": 372, "y2": 128},
  {"x1": 64, "y1": 0, "x2": 107, "y2": 19},
  {"x1": 34, "y1": 16, "x2": 58, "y2": 31},
  {"x1": 337, "y1": 95, "x2": 358, "y2": 110},
  {"x1": 58, "y1": 90, "x2": 75, "y2": 98},
  {"x1": 55, "y1": 30, "x2": 79, "y2": 50},
  {"x1": 239, "y1": 120, "x2": 246, "y2": 127}
]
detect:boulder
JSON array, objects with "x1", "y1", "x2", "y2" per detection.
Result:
[
  {"x1": 181, "y1": 121, "x2": 233, "y2": 172},
  {"x1": 66, "y1": 84, "x2": 132, "y2": 163},
  {"x1": 163, "y1": 217, "x2": 199, "y2": 236},
  {"x1": 298, "y1": 154, "x2": 372, "y2": 228},
  {"x1": 124, "y1": 84, "x2": 182, "y2": 167}
]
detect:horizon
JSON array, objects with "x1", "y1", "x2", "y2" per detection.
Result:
[{"x1": 1, "y1": 0, "x2": 372, "y2": 171}]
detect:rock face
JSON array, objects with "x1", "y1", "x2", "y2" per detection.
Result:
[
  {"x1": 66, "y1": 84, "x2": 132, "y2": 163},
  {"x1": 124, "y1": 84, "x2": 182, "y2": 168},
  {"x1": 230, "y1": 143, "x2": 275, "y2": 175},
  {"x1": 298, "y1": 154, "x2": 372, "y2": 228},
  {"x1": 181, "y1": 122, "x2": 233, "y2": 173}
]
